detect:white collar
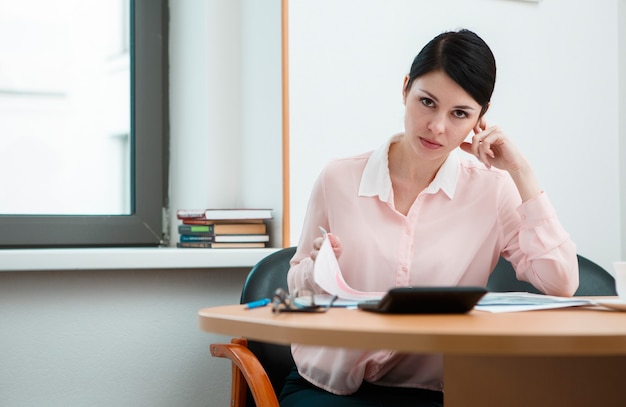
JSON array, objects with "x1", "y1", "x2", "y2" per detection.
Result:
[{"x1": 358, "y1": 134, "x2": 460, "y2": 201}]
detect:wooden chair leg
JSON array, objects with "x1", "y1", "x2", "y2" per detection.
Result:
[
  {"x1": 211, "y1": 337, "x2": 279, "y2": 407},
  {"x1": 230, "y1": 338, "x2": 249, "y2": 407}
]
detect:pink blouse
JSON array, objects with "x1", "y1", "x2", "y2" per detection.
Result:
[{"x1": 287, "y1": 135, "x2": 579, "y2": 395}]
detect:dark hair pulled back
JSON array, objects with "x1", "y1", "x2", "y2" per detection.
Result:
[{"x1": 405, "y1": 29, "x2": 496, "y2": 117}]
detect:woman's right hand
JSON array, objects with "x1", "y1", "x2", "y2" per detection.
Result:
[{"x1": 310, "y1": 233, "x2": 343, "y2": 261}]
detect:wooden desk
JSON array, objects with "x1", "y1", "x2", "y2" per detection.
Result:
[{"x1": 199, "y1": 304, "x2": 626, "y2": 407}]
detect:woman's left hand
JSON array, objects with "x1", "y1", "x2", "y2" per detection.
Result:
[{"x1": 460, "y1": 119, "x2": 528, "y2": 173}]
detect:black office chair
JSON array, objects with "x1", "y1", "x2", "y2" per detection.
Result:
[
  {"x1": 487, "y1": 254, "x2": 617, "y2": 296},
  {"x1": 211, "y1": 247, "x2": 296, "y2": 407}
]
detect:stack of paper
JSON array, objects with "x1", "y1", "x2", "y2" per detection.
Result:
[{"x1": 475, "y1": 292, "x2": 595, "y2": 313}]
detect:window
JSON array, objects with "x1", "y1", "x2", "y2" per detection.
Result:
[{"x1": 0, "y1": 0, "x2": 168, "y2": 247}]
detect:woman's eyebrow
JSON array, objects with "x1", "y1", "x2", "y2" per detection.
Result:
[{"x1": 419, "y1": 88, "x2": 477, "y2": 111}]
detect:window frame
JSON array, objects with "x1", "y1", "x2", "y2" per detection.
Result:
[{"x1": 0, "y1": 0, "x2": 169, "y2": 248}]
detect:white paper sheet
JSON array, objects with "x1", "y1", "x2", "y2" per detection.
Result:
[
  {"x1": 475, "y1": 292, "x2": 595, "y2": 313},
  {"x1": 313, "y1": 237, "x2": 384, "y2": 301}
]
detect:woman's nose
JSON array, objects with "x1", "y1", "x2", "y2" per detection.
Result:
[{"x1": 428, "y1": 113, "x2": 446, "y2": 134}]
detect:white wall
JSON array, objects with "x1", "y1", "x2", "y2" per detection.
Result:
[
  {"x1": 168, "y1": 0, "x2": 243, "y2": 239},
  {"x1": 169, "y1": 0, "x2": 283, "y2": 247},
  {"x1": 617, "y1": 1, "x2": 626, "y2": 260},
  {"x1": 240, "y1": 0, "x2": 284, "y2": 246},
  {"x1": 288, "y1": 0, "x2": 623, "y2": 272},
  {"x1": 0, "y1": 268, "x2": 247, "y2": 407}
]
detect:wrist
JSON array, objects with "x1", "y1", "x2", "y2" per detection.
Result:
[{"x1": 508, "y1": 165, "x2": 542, "y2": 202}]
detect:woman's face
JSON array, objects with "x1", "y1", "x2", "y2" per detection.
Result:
[{"x1": 402, "y1": 70, "x2": 482, "y2": 162}]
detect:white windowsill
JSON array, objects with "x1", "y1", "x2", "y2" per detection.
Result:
[{"x1": 0, "y1": 247, "x2": 280, "y2": 272}]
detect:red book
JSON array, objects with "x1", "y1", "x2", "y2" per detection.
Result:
[
  {"x1": 177, "y1": 208, "x2": 272, "y2": 221},
  {"x1": 176, "y1": 209, "x2": 206, "y2": 219}
]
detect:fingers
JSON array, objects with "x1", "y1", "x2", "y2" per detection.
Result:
[
  {"x1": 328, "y1": 233, "x2": 343, "y2": 258},
  {"x1": 310, "y1": 237, "x2": 324, "y2": 260},
  {"x1": 310, "y1": 233, "x2": 343, "y2": 261},
  {"x1": 470, "y1": 125, "x2": 499, "y2": 168},
  {"x1": 473, "y1": 117, "x2": 486, "y2": 135},
  {"x1": 327, "y1": 233, "x2": 340, "y2": 248}
]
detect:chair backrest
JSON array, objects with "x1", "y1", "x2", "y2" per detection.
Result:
[
  {"x1": 574, "y1": 255, "x2": 617, "y2": 296},
  {"x1": 486, "y1": 254, "x2": 617, "y2": 296},
  {"x1": 240, "y1": 246, "x2": 297, "y2": 407}
]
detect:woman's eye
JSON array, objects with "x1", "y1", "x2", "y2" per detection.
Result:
[
  {"x1": 452, "y1": 110, "x2": 468, "y2": 119},
  {"x1": 420, "y1": 98, "x2": 435, "y2": 107}
]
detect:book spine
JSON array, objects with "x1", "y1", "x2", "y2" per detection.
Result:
[
  {"x1": 180, "y1": 235, "x2": 215, "y2": 242},
  {"x1": 181, "y1": 219, "x2": 214, "y2": 225},
  {"x1": 210, "y1": 242, "x2": 266, "y2": 248},
  {"x1": 214, "y1": 224, "x2": 267, "y2": 235},
  {"x1": 176, "y1": 209, "x2": 207, "y2": 219},
  {"x1": 203, "y1": 209, "x2": 273, "y2": 220},
  {"x1": 214, "y1": 234, "x2": 270, "y2": 243},
  {"x1": 178, "y1": 224, "x2": 215, "y2": 234},
  {"x1": 177, "y1": 242, "x2": 213, "y2": 248}
]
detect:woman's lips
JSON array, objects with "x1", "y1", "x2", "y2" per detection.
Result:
[{"x1": 419, "y1": 137, "x2": 442, "y2": 150}]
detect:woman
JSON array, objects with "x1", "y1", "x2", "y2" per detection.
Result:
[{"x1": 280, "y1": 29, "x2": 578, "y2": 407}]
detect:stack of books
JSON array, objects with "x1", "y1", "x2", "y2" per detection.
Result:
[{"x1": 175, "y1": 208, "x2": 272, "y2": 248}]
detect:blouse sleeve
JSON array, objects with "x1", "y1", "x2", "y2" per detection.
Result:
[
  {"x1": 499, "y1": 186, "x2": 579, "y2": 297},
  {"x1": 287, "y1": 167, "x2": 331, "y2": 295}
]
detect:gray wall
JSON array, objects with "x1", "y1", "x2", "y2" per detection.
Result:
[{"x1": 0, "y1": 268, "x2": 246, "y2": 406}]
